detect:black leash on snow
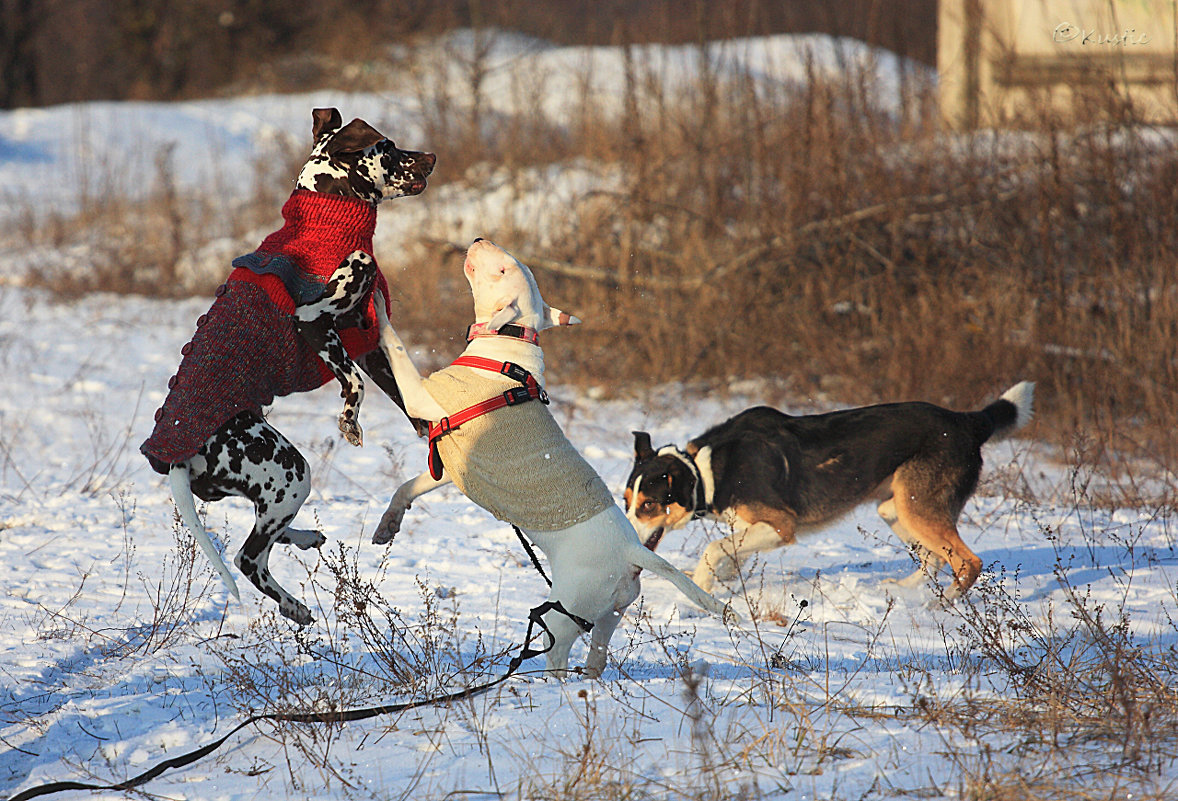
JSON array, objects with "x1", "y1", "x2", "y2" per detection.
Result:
[{"x1": 6, "y1": 534, "x2": 591, "y2": 801}]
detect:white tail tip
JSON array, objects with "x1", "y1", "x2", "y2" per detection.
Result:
[{"x1": 1001, "y1": 381, "x2": 1035, "y2": 430}]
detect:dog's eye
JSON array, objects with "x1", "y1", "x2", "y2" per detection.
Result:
[{"x1": 640, "y1": 500, "x2": 661, "y2": 514}]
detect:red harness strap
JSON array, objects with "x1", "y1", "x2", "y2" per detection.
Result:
[{"x1": 427, "y1": 356, "x2": 549, "y2": 479}]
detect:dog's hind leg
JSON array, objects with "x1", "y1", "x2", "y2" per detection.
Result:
[
  {"x1": 878, "y1": 497, "x2": 945, "y2": 589},
  {"x1": 278, "y1": 527, "x2": 327, "y2": 550},
  {"x1": 540, "y1": 606, "x2": 584, "y2": 679},
  {"x1": 232, "y1": 455, "x2": 315, "y2": 623},
  {"x1": 887, "y1": 479, "x2": 981, "y2": 601},
  {"x1": 583, "y1": 607, "x2": 626, "y2": 679},
  {"x1": 294, "y1": 251, "x2": 379, "y2": 446},
  {"x1": 195, "y1": 412, "x2": 319, "y2": 623}
]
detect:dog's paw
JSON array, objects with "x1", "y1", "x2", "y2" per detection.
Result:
[
  {"x1": 280, "y1": 527, "x2": 326, "y2": 550},
  {"x1": 338, "y1": 412, "x2": 363, "y2": 447},
  {"x1": 372, "y1": 505, "x2": 407, "y2": 544},
  {"x1": 281, "y1": 599, "x2": 314, "y2": 626}
]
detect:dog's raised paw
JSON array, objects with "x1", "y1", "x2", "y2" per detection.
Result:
[{"x1": 338, "y1": 413, "x2": 363, "y2": 446}]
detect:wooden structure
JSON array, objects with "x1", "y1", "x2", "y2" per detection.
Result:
[{"x1": 939, "y1": 0, "x2": 1178, "y2": 126}]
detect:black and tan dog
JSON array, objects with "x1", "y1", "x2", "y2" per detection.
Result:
[
  {"x1": 624, "y1": 383, "x2": 1034, "y2": 599},
  {"x1": 142, "y1": 108, "x2": 434, "y2": 624}
]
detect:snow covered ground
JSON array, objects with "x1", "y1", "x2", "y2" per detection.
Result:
[
  {"x1": 2, "y1": 29, "x2": 1176, "y2": 801},
  {"x1": 3, "y1": 284, "x2": 1176, "y2": 800}
]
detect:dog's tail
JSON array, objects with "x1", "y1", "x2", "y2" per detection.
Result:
[
  {"x1": 976, "y1": 381, "x2": 1035, "y2": 444},
  {"x1": 627, "y1": 544, "x2": 740, "y2": 624},
  {"x1": 169, "y1": 465, "x2": 241, "y2": 600}
]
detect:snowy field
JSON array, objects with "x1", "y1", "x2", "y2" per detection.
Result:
[{"x1": 2, "y1": 29, "x2": 1177, "y2": 801}]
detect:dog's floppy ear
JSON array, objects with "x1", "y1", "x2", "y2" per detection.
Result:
[
  {"x1": 325, "y1": 118, "x2": 386, "y2": 156},
  {"x1": 633, "y1": 431, "x2": 656, "y2": 461},
  {"x1": 542, "y1": 304, "x2": 581, "y2": 329},
  {"x1": 312, "y1": 108, "x2": 343, "y2": 141},
  {"x1": 487, "y1": 301, "x2": 521, "y2": 331}
]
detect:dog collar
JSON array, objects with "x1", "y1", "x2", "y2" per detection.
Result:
[
  {"x1": 658, "y1": 445, "x2": 711, "y2": 519},
  {"x1": 466, "y1": 322, "x2": 540, "y2": 344}
]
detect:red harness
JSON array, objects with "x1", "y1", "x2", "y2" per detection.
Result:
[{"x1": 427, "y1": 356, "x2": 549, "y2": 479}]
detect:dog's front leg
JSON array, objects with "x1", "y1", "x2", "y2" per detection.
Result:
[
  {"x1": 371, "y1": 290, "x2": 448, "y2": 421},
  {"x1": 294, "y1": 317, "x2": 366, "y2": 445},
  {"x1": 373, "y1": 469, "x2": 452, "y2": 544},
  {"x1": 359, "y1": 349, "x2": 429, "y2": 437},
  {"x1": 294, "y1": 251, "x2": 379, "y2": 446}
]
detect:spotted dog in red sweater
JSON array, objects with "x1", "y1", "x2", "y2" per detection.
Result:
[{"x1": 141, "y1": 108, "x2": 434, "y2": 624}]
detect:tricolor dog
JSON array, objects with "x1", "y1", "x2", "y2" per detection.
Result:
[
  {"x1": 625, "y1": 383, "x2": 1034, "y2": 599},
  {"x1": 141, "y1": 108, "x2": 435, "y2": 624},
  {"x1": 370, "y1": 238, "x2": 733, "y2": 677}
]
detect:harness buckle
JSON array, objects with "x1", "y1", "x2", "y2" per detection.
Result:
[
  {"x1": 500, "y1": 361, "x2": 529, "y2": 383},
  {"x1": 503, "y1": 386, "x2": 533, "y2": 406},
  {"x1": 436, "y1": 416, "x2": 452, "y2": 435}
]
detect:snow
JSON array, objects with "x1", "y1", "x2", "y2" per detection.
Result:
[{"x1": 1, "y1": 28, "x2": 1176, "y2": 801}]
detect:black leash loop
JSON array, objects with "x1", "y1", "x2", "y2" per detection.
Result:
[{"x1": 512, "y1": 526, "x2": 592, "y2": 632}]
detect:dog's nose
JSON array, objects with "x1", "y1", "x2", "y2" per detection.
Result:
[{"x1": 472, "y1": 237, "x2": 484, "y2": 243}]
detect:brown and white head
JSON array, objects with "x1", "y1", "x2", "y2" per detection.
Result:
[{"x1": 295, "y1": 107, "x2": 436, "y2": 204}]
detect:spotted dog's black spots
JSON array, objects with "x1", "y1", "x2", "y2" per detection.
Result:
[
  {"x1": 310, "y1": 172, "x2": 353, "y2": 196},
  {"x1": 294, "y1": 251, "x2": 379, "y2": 447},
  {"x1": 168, "y1": 110, "x2": 435, "y2": 625},
  {"x1": 184, "y1": 410, "x2": 315, "y2": 623},
  {"x1": 295, "y1": 125, "x2": 435, "y2": 204}
]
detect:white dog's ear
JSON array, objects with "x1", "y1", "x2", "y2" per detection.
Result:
[
  {"x1": 487, "y1": 301, "x2": 521, "y2": 331},
  {"x1": 541, "y1": 304, "x2": 581, "y2": 330}
]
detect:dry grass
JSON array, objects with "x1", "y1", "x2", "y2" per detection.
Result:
[{"x1": 11, "y1": 34, "x2": 1178, "y2": 489}]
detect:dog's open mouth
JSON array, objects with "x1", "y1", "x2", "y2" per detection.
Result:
[{"x1": 643, "y1": 527, "x2": 665, "y2": 551}]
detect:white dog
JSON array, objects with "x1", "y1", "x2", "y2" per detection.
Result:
[{"x1": 371, "y1": 238, "x2": 733, "y2": 678}]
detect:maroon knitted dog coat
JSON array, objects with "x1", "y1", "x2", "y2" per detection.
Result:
[{"x1": 141, "y1": 190, "x2": 392, "y2": 471}]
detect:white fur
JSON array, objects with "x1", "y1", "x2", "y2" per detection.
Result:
[
  {"x1": 372, "y1": 239, "x2": 733, "y2": 677},
  {"x1": 169, "y1": 465, "x2": 240, "y2": 600},
  {"x1": 692, "y1": 445, "x2": 716, "y2": 508},
  {"x1": 998, "y1": 381, "x2": 1035, "y2": 437}
]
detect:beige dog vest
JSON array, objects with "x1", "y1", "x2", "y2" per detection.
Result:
[{"x1": 422, "y1": 363, "x2": 615, "y2": 531}]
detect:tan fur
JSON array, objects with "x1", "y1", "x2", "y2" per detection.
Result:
[{"x1": 729, "y1": 503, "x2": 797, "y2": 544}]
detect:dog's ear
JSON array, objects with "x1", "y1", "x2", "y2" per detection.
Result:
[
  {"x1": 325, "y1": 118, "x2": 386, "y2": 156},
  {"x1": 542, "y1": 304, "x2": 581, "y2": 330},
  {"x1": 487, "y1": 301, "x2": 521, "y2": 331},
  {"x1": 633, "y1": 431, "x2": 655, "y2": 461},
  {"x1": 312, "y1": 108, "x2": 343, "y2": 141}
]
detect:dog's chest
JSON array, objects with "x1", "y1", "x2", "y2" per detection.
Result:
[{"x1": 422, "y1": 366, "x2": 614, "y2": 532}]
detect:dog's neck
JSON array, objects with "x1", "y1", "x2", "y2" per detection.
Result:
[{"x1": 459, "y1": 333, "x2": 547, "y2": 386}]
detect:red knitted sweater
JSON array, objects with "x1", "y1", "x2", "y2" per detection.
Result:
[
  {"x1": 140, "y1": 190, "x2": 395, "y2": 470},
  {"x1": 229, "y1": 189, "x2": 392, "y2": 384}
]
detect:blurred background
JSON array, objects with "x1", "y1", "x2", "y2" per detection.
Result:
[
  {"x1": 0, "y1": 0, "x2": 936, "y2": 107},
  {"x1": 1, "y1": 0, "x2": 1175, "y2": 493}
]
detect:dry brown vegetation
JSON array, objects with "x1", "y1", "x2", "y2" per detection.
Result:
[{"x1": 13, "y1": 32, "x2": 1178, "y2": 493}]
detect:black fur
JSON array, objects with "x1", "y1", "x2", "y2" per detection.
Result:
[{"x1": 626, "y1": 385, "x2": 1032, "y2": 598}]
